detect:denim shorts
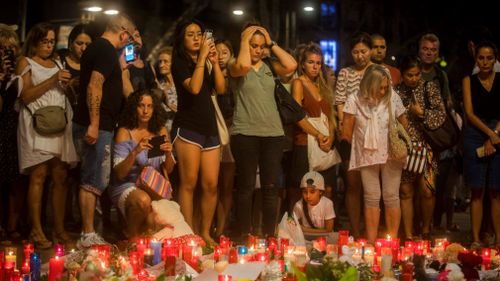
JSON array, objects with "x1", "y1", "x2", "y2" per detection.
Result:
[
  {"x1": 171, "y1": 127, "x2": 220, "y2": 151},
  {"x1": 73, "y1": 123, "x2": 113, "y2": 195}
]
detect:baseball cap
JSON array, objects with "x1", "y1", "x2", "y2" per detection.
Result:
[{"x1": 300, "y1": 171, "x2": 325, "y2": 191}]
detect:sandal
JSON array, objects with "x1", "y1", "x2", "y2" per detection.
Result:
[
  {"x1": 30, "y1": 232, "x2": 53, "y2": 250},
  {"x1": 470, "y1": 241, "x2": 483, "y2": 251}
]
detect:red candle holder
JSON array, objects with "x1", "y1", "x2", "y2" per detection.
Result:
[
  {"x1": 247, "y1": 235, "x2": 256, "y2": 249},
  {"x1": 218, "y1": 274, "x2": 232, "y2": 281},
  {"x1": 228, "y1": 248, "x2": 238, "y2": 264},
  {"x1": 48, "y1": 256, "x2": 64, "y2": 281},
  {"x1": 279, "y1": 238, "x2": 289, "y2": 252},
  {"x1": 482, "y1": 248, "x2": 491, "y2": 269},
  {"x1": 220, "y1": 236, "x2": 231, "y2": 249},
  {"x1": 129, "y1": 251, "x2": 142, "y2": 275},
  {"x1": 164, "y1": 256, "x2": 176, "y2": 276},
  {"x1": 267, "y1": 237, "x2": 277, "y2": 251},
  {"x1": 136, "y1": 238, "x2": 148, "y2": 254},
  {"x1": 23, "y1": 244, "x2": 34, "y2": 262},
  {"x1": 21, "y1": 260, "x2": 30, "y2": 274},
  {"x1": 315, "y1": 237, "x2": 327, "y2": 252}
]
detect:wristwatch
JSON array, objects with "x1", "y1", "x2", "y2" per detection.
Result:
[
  {"x1": 494, "y1": 129, "x2": 499, "y2": 135},
  {"x1": 268, "y1": 41, "x2": 277, "y2": 49}
]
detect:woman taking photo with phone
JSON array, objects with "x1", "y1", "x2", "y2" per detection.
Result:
[
  {"x1": 170, "y1": 20, "x2": 225, "y2": 244},
  {"x1": 17, "y1": 22, "x2": 79, "y2": 248},
  {"x1": 109, "y1": 89, "x2": 174, "y2": 239}
]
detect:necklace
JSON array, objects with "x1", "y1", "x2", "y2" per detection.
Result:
[{"x1": 479, "y1": 72, "x2": 495, "y2": 90}]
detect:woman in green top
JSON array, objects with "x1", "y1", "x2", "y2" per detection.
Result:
[{"x1": 228, "y1": 23, "x2": 297, "y2": 237}]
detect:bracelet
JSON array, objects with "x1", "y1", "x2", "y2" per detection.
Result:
[
  {"x1": 494, "y1": 129, "x2": 499, "y2": 135},
  {"x1": 196, "y1": 65, "x2": 204, "y2": 69}
]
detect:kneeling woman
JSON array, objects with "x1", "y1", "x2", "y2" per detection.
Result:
[{"x1": 110, "y1": 90, "x2": 175, "y2": 239}]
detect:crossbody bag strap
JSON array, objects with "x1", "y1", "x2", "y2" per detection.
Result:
[{"x1": 51, "y1": 59, "x2": 69, "y2": 113}]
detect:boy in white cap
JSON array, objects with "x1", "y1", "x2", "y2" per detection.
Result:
[{"x1": 293, "y1": 171, "x2": 335, "y2": 234}]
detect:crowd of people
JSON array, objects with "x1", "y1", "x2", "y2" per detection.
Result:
[{"x1": 0, "y1": 14, "x2": 499, "y2": 251}]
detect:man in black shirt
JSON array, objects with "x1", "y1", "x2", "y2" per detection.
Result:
[{"x1": 73, "y1": 14, "x2": 136, "y2": 248}]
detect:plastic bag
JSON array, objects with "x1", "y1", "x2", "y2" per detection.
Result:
[{"x1": 277, "y1": 212, "x2": 306, "y2": 247}]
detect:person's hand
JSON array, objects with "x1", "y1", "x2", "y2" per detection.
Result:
[
  {"x1": 1, "y1": 53, "x2": 14, "y2": 77},
  {"x1": 56, "y1": 69, "x2": 71, "y2": 88},
  {"x1": 134, "y1": 136, "x2": 153, "y2": 154},
  {"x1": 85, "y1": 124, "x2": 99, "y2": 145},
  {"x1": 199, "y1": 33, "x2": 213, "y2": 60},
  {"x1": 410, "y1": 101, "x2": 424, "y2": 118},
  {"x1": 484, "y1": 139, "x2": 497, "y2": 156},
  {"x1": 160, "y1": 137, "x2": 173, "y2": 154},
  {"x1": 241, "y1": 26, "x2": 258, "y2": 42},
  {"x1": 256, "y1": 27, "x2": 272, "y2": 45},
  {"x1": 207, "y1": 43, "x2": 219, "y2": 65},
  {"x1": 490, "y1": 133, "x2": 500, "y2": 146},
  {"x1": 118, "y1": 49, "x2": 133, "y2": 70},
  {"x1": 319, "y1": 135, "x2": 333, "y2": 152}
]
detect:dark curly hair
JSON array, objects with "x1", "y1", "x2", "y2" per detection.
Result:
[{"x1": 119, "y1": 89, "x2": 167, "y2": 134}]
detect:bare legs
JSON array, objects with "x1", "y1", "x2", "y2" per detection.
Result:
[
  {"x1": 345, "y1": 170, "x2": 362, "y2": 238},
  {"x1": 215, "y1": 161, "x2": 235, "y2": 237},
  {"x1": 125, "y1": 189, "x2": 152, "y2": 239},
  {"x1": 175, "y1": 138, "x2": 220, "y2": 244},
  {"x1": 400, "y1": 181, "x2": 414, "y2": 238}
]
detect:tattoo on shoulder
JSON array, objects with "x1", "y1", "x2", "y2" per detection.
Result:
[{"x1": 90, "y1": 71, "x2": 105, "y2": 87}]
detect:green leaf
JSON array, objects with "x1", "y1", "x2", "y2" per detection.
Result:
[
  {"x1": 338, "y1": 266, "x2": 357, "y2": 281},
  {"x1": 292, "y1": 264, "x2": 308, "y2": 281},
  {"x1": 155, "y1": 273, "x2": 166, "y2": 281}
]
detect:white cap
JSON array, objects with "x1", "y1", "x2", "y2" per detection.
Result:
[{"x1": 300, "y1": 171, "x2": 325, "y2": 191}]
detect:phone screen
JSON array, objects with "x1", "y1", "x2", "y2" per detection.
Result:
[
  {"x1": 125, "y1": 44, "x2": 135, "y2": 62},
  {"x1": 148, "y1": 135, "x2": 167, "y2": 158}
]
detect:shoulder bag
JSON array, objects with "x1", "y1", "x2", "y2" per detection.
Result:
[
  {"x1": 307, "y1": 111, "x2": 342, "y2": 171},
  {"x1": 211, "y1": 92, "x2": 229, "y2": 146},
  {"x1": 263, "y1": 58, "x2": 306, "y2": 125},
  {"x1": 421, "y1": 82, "x2": 461, "y2": 153},
  {"x1": 388, "y1": 98, "x2": 412, "y2": 161},
  {"x1": 404, "y1": 141, "x2": 428, "y2": 174},
  {"x1": 136, "y1": 166, "x2": 173, "y2": 201}
]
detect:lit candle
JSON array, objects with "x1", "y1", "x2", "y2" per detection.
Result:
[
  {"x1": 338, "y1": 230, "x2": 349, "y2": 254},
  {"x1": 21, "y1": 261, "x2": 30, "y2": 274},
  {"x1": 247, "y1": 235, "x2": 256, "y2": 250},
  {"x1": 143, "y1": 248, "x2": 153, "y2": 266},
  {"x1": 150, "y1": 239, "x2": 162, "y2": 265},
  {"x1": 482, "y1": 248, "x2": 491, "y2": 270},
  {"x1": 23, "y1": 244, "x2": 34, "y2": 262},
  {"x1": 381, "y1": 247, "x2": 392, "y2": 276},
  {"x1": 279, "y1": 238, "x2": 289, "y2": 252},
  {"x1": 218, "y1": 274, "x2": 232, "y2": 281},
  {"x1": 54, "y1": 244, "x2": 65, "y2": 258},
  {"x1": 136, "y1": 238, "x2": 147, "y2": 254},
  {"x1": 48, "y1": 256, "x2": 64, "y2": 281},
  {"x1": 255, "y1": 253, "x2": 268, "y2": 263},
  {"x1": 219, "y1": 236, "x2": 231, "y2": 249},
  {"x1": 363, "y1": 246, "x2": 375, "y2": 265},
  {"x1": 129, "y1": 251, "x2": 141, "y2": 275},
  {"x1": 5, "y1": 250, "x2": 16, "y2": 269},
  {"x1": 163, "y1": 239, "x2": 179, "y2": 258},
  {"x1": 267, "y1": 237, "x2": 277, "y2": 251},
  {"x1": 326, "y1": 244, "x2": 338, "y2": 259},
  {"x1": 315, "y1": 237, "x2": 327, "y2": 252},
  {"x1": 228, "y1": 248, "x2": 238, "y2": 264}
]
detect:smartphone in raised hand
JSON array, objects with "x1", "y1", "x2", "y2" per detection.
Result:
[{"x1": 124, "y1": 43, "x2": 135, "y2": 63}]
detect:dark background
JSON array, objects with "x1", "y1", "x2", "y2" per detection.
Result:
[{"x1": 1, "y1": 0, "x2": 498, "y2": 85}]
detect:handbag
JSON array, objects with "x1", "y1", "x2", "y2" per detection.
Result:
[
  {"x1": 211, "y1": 93, "x2": 229, "y2": 146},
  {"x1": 405, "y1": 142, "x2": 428, "y2": 174},
  {"x1": 25, "y1": 103, "x2": 68, "y2": 136},
  {"x1": 388, "y1": 98, "x2": 412, "y2": 161},
  {"x1": 263, "y1": 59, "x2": 306, "y2": 125},
  {"x1": 136, "y1": 166, "x2": 173, "y2": 200},
  {"x1": 307, "y1": 111, "x2": 342, "y2": 171},
  {"x1": 421, "y1": 82, "x2": 460, "y2": 153}
]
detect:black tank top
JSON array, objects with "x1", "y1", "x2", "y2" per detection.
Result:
[{"x1": 470, "y1": 73, "x2": 500, "y2": 120}]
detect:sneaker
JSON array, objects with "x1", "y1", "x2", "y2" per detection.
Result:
[{"x1": 77, "y1": 232, "x2": 108, "y2": 249}]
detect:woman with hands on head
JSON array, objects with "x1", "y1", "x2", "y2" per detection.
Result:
[
  {"x1": 228, "y1": 22, "x2": 297, "y2": 238},
  {"x1": 462, "y1": 41, "x2": 500, "y2": 247},
  {"x1": 16, "y1": 22, "x2": 78, "y2": 249},
  {"x1": 170, "y1": 20, "x2": 225, "y2": 244},
  {"x1": 109, "y1": 89, "x2": 174, "y2": 240}
]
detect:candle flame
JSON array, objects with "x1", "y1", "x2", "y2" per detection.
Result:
[{"x1": 386, "y1": 235, "x2": 391, "y2": 240}]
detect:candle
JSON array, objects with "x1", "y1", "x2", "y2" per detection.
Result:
[
  {"x1": 48, "y1": 256, "x2": 64, "y2": 281},
  {"x1": 163, "y1": 239, "x2": 179, "y2": 258},
  {"x1": 315, "y1": 237, "x2": 327, "y2": 252},
  {"x1": 30, "y1": 253, "x2": 41, "y2": 281},
  {"x1": 164, "y1": 256, "x2": 176, "y2": 276},
  {"x1": 482, "y1": 248, "x2": 491, "y2": 270},
  {"x1": 129, "y1": 251, "x2": 141, "y2": 275},
  {"x1": 21, "y1": 261, "x2": 30, "y2": 274},
  {"x1": 247, "y1": 235, "x2": 256, "y2": 250},
  {"x1": 143, "y1": 248, "x2": 153, "y2": 266},
  {"x1": 150, "y1": 239, "x2": 162, "y2": 265},
  {"x1": 255, "y1": 253, "x2": 268, "y2": 263},
  {"x1": 136, "y1": 238, "x2": 147, "y2": 254},
  {"x1": 326, "y1": 244, "x2": 338, "y2": 259},
  {"x1": 218, "y1": 274, "x2": 232, "y2": 281},
  {"x1": 279, "y1": 238, "x2": 289, "y2": 252},
  {"x1": 228, "y1": 248, "x2": 238, "y2": 264},
  {"x1": 219, "y1": 236, "x2": 231, "y2": 249},
  {"x1": 363, "y1": 246, "x2": 375, "y2": 265},
  {"x1": 381, "y1": 247, "x2": 392, "y2": 276},
  {"x1": 54, "y1": 244, "x2": 65, "y2": 258},
  {"x1": 23, "y1": 244, "x2": 34, "y2": 262},
  {"x1": 267, "y1": 237, "x2": 277, "y2": 251},
  {"x1": 5, "y1": 250, "x2": 16, "y2": 270},
  {"x1": 357, "y1": 239, "x2": 367, "y2": 247},
  {"x1": 338, "y1": 230, "x2": 349, "y2": 254}
]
